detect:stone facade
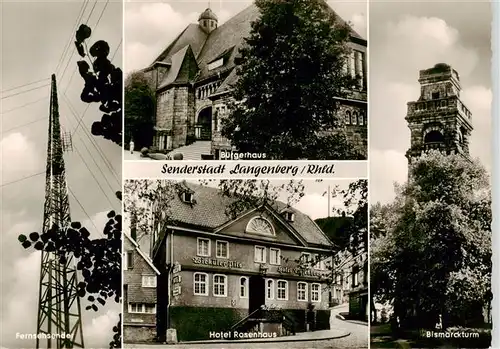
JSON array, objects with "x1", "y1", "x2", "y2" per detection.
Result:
[{"x1": 405, "y1": 63, "x2": 473, "y2": 161}]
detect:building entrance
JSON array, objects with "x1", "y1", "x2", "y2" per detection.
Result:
[
  {"x1": 197, "y1": 107, "x2": 212, "y2": 140},
  {"x1": 248, "y1": 276, "x2": 265, "y2": 314}
]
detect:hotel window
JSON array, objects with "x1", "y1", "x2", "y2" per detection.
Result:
[
  {"x1": 254, "y1": 246, "x2": 266, "y2": 263},
  {"x1": 345, "y1": 111, "x2": 351, "y2": 125},
  {"x1": 213, "y1": 274, "x2": 227, "y2": 297},
  {"x1": 270, "y1": 248, "x2": 281, "y2": 265},
  {"x1": 352, "y1": 266, "x2": 359, "y2": 287},
  {"x1": 277, "y1": 280, "x2": 288, "y2": 300},
  {"x1": 301, "y1": 252, "x2": 311, "y2": 266},
  {"x1": 240, "y1": 277, "x2": 248, "y2": 298},
  {"x1": 194, "y1": 272, "x2": 208, "y2": 296},
  {"x1": 197, "y1": 238, "x2": 210, "y2": 257},
  {"x1": 216, "y1": 240, "x2": 229, "y2": 258},
  {"x1": 182, "y1": 192, "x2": 194, "y2": 203},
  {"x1": 128, "y1": 303, "x2": 156, "y2": 314},
  {"x1": 311, "y1": 284, "x2": 321, "y2": 302},
  {"x1": 297, "y1": 282, "x2": 308, "y2": 301},
  {"x1": 266, "y1": 279, "x2": 274, "y2": 300},
  {"x1": 142, "y1": 275, "x2": 156, "y2": 288}
]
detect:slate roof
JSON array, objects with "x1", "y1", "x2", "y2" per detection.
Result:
[
  {"x1": 167, "y1": 182, "x2": 333, "y2": 248},
  {"x1": 149, "y1": 2, "x2": 365, "y2": 90}
]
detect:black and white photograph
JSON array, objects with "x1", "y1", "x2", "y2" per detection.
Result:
[
  {"x1": 124, "y1": 0, "x2": 367, "y2": 161},
  {"x1": 369, "y1": 1, "x2": 493, "y2": 348},
  {"x1": 122, "y1": 179, "x2": 368, "y2": 348},
  {"x1": 1, "y1": 2, "x2": 122, "y2": 349}
]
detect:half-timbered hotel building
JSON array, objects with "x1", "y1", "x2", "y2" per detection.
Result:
[{"x1": 149, "y1": 182, "x2": 336, "y2": 342}]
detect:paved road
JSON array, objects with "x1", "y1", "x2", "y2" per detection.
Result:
[{"x1": 125, "y1": 304, "x2": 368, "y2": 349}]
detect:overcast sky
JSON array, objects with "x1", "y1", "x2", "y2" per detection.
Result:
[
  {"x1": 369, "y1": 0, "x2": 493, "y2": 204},
  {"x1": 1, "y1": 2, "x2": 122, "y2": 348},
  {"x1": 124, "y1": 0, "x2": 367, "y2": 74}
]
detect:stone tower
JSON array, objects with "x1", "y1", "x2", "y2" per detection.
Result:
[
  {"x1": 405, "y1": 63, "x2": 473, "y2": 161},
  {"x1": 198, "y1": 8, "x2": 218, "y2": 34}
]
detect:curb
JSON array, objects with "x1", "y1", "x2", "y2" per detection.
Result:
[{"x1": 126, "y1": 331, "x2": 351, "y2": 346}]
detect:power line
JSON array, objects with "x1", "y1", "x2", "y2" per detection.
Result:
[
  {"x1": 62, "y1": 94, "x2": 120, "y2": 184},
  {"x1": 1, "y1": 117, "x2": 46, "y2": 134},
  {"x1": 0, "y1": 78, "x2": 50, "y2": 94},
  {"x1": 68, "y1": 186, "x2": 104, "y2": 238},
  {"x1": 58, "y1": 0, "x2": 99, "y2": 83},
  {"x1": 1, "y1": 96, "x2": 49, "y2": 115},
  {"x1": 0, "y1": 171, "x2": 45, "y2": 188},
  {"x1": 1, "y1": 84, "x2": 50, "y2": 100},
  {"x1": 55, "y1": 0, "x2": 89, "y2": 74}
]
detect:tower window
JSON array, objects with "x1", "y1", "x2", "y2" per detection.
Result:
[
  {"x1": 345, "y1": 111, "x2": 351, "y2": 125},
  {"x1": 352, "y1": 112, "x2": 358, "y2": 125},
  {"x1": 424, "y1": 130, "x2": 444, "y2": 144},
  {"x1": 432, "y1": 92, "x2": 440, "y2": 99}
]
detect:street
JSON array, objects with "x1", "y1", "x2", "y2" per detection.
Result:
[{"x1": 125, "y1": 304, "x2": 368, "y2": 349}]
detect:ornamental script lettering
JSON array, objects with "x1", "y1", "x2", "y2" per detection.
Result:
[
  {"x1": 192, "y1": 257, "x2": 243, "y2": 269},
  {"x1": 277, "y1": 266, "x2": 325, "y2": 278}
]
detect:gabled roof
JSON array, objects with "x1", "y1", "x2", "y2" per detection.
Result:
[
  {"x1": 149, "y1": 1, "x2": 365, "y2": 88},
  {"x1": 157, "y1": 45, "x2": 199, "y2": 90},
  {"x1": 124, "y1": 233, "x2": 160, "y2": 275},
  {"x1": 166, "y1": 182, "x2": 334, "y2": 248}
]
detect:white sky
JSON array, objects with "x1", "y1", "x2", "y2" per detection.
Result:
[
  {"x1": 124, "y1": 0, "x2": 367, "y2": 73},
  {"x1": 369, "y1": 0, "x2": 492, "y2": 204},
  {"x1": 1, "y1": 2, "x2": 122, "y2": 348}
]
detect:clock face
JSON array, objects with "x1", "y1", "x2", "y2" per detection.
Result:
[{"x1": 247, "y1": 217, "x2": 274, "y2": 236}]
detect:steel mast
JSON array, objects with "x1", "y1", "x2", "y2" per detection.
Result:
[{"x1": 36, "y1": 74, "x2": 84, "y2": 348}]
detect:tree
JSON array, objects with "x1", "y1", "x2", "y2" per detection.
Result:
[
  {"x1": 370, "y1": 151, "x2": 491, "y2": 330},
  {"x1": 222, "y1": 0, "x2": 362, "y2": 160},
  {"x1": 75, "y1": 24, "x2": 123, "y2": 146},
  {"x1": 124, "y1": 72, "x2": 156, "y2": 149}
]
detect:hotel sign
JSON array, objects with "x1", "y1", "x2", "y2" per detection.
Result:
[
  {"x1": 277, "y1": 266, "x2": 326, "y2": 278},
  {"x1": 192, "y1": 257, "x2": 243, "y2": 269}
]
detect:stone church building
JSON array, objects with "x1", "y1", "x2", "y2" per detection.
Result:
[{"x1": 140, "y1": 2, "x2": 367, "y2": 159}]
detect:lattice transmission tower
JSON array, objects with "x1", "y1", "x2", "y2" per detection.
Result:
[{"x1": 36, "y1": 74, "x2": 85, "y2": 348}]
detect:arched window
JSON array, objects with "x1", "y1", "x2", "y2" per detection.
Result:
[
  {"x1": 240, "y1": 277, "x2": 248, "y2": 298},
  {"x1": 345, "y1": 111, "x2": 351, "y2": 125},
  {"x1": 246, "y1": 217, "x2": 275, "y2": 236},
  {"x1": 352, "y1": 111, "x2": 358, "y2": 125},
  {"x1": 266, "y1": 279, "x2": 274, "y2": 300},
  {"x1": 358, "y1": 111, "x2": 365, "y2": 126},
  {"x1": 424, "y1": 130, "x2": 444, "y2": 143}
]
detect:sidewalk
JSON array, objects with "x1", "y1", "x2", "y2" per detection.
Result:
[{"x1": 125, "y1": 329, "x2": 349, "y2": 347}]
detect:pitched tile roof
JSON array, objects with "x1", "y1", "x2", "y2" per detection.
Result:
[
  {"x1": 150, "y1": 1, "x2": 365, "y2": 89},
  {"x1": 167, "y1": 182, "x2": 333, "y2": 248}
]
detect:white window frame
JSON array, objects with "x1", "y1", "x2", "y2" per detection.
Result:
[
  {"x1": 301, "y1": 252, "x2": 311, "y2": 265},
  {"x1": 311, "y1": 283, "x2": 321, "y2": 302},
  {"x1": 213, "y1": 274, "x2": 227, "y2": 297},
  {"x1": 193, "y1": 272, "x2": 209, "y2": 296},
  {"x1": 254, "y1": 245, "x2": 266, "y2": 263},
  {"x1": 141, "y1": 275, "x2": 157, "y2": 288},
  {"x1": 239, "y1": 277, "x2": 248, "y2": 298},
  {"x1": 197, "y1": 237, "x2": 211, "y2": 257},
  {"x1": 216, "y1": 240, "x2": 229, "y2": 259},
  {"x1": 269, "y1": 248, "x2": 281, "y2": 265},
  {"x1": 297, "y1": 282, "x2": 308, "y2": 302},
  {"x1": 128, "y1": 303, "x2": 156, "y2": 314},
  {"x1": 182, "y1": 192, "x2": 193, "y2": 203},
  {"x1": 125, "y1": 251, "x2": 133, "y2": 269},
  {"x1": 266, "y1": 279, "x2": 275, "y2": 300},
  {"x1": 277, "y1": 280, "x2": 288, "y2": 300}
]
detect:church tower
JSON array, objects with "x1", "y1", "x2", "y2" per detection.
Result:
[
  {"x1": 198, "y1": 7, "x2": 218, "y2": 34},
  {"x1": 405, "y1": 63, "x2": 473, "y2": 161}
]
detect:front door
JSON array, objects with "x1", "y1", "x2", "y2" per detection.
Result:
[{"x1": 249, "y1": 276, "x2": 265, "y2": 314}]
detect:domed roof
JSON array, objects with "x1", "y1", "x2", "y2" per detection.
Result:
[{"x1": 198, "y1": 8, "x2": 218, "y2": 21}]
